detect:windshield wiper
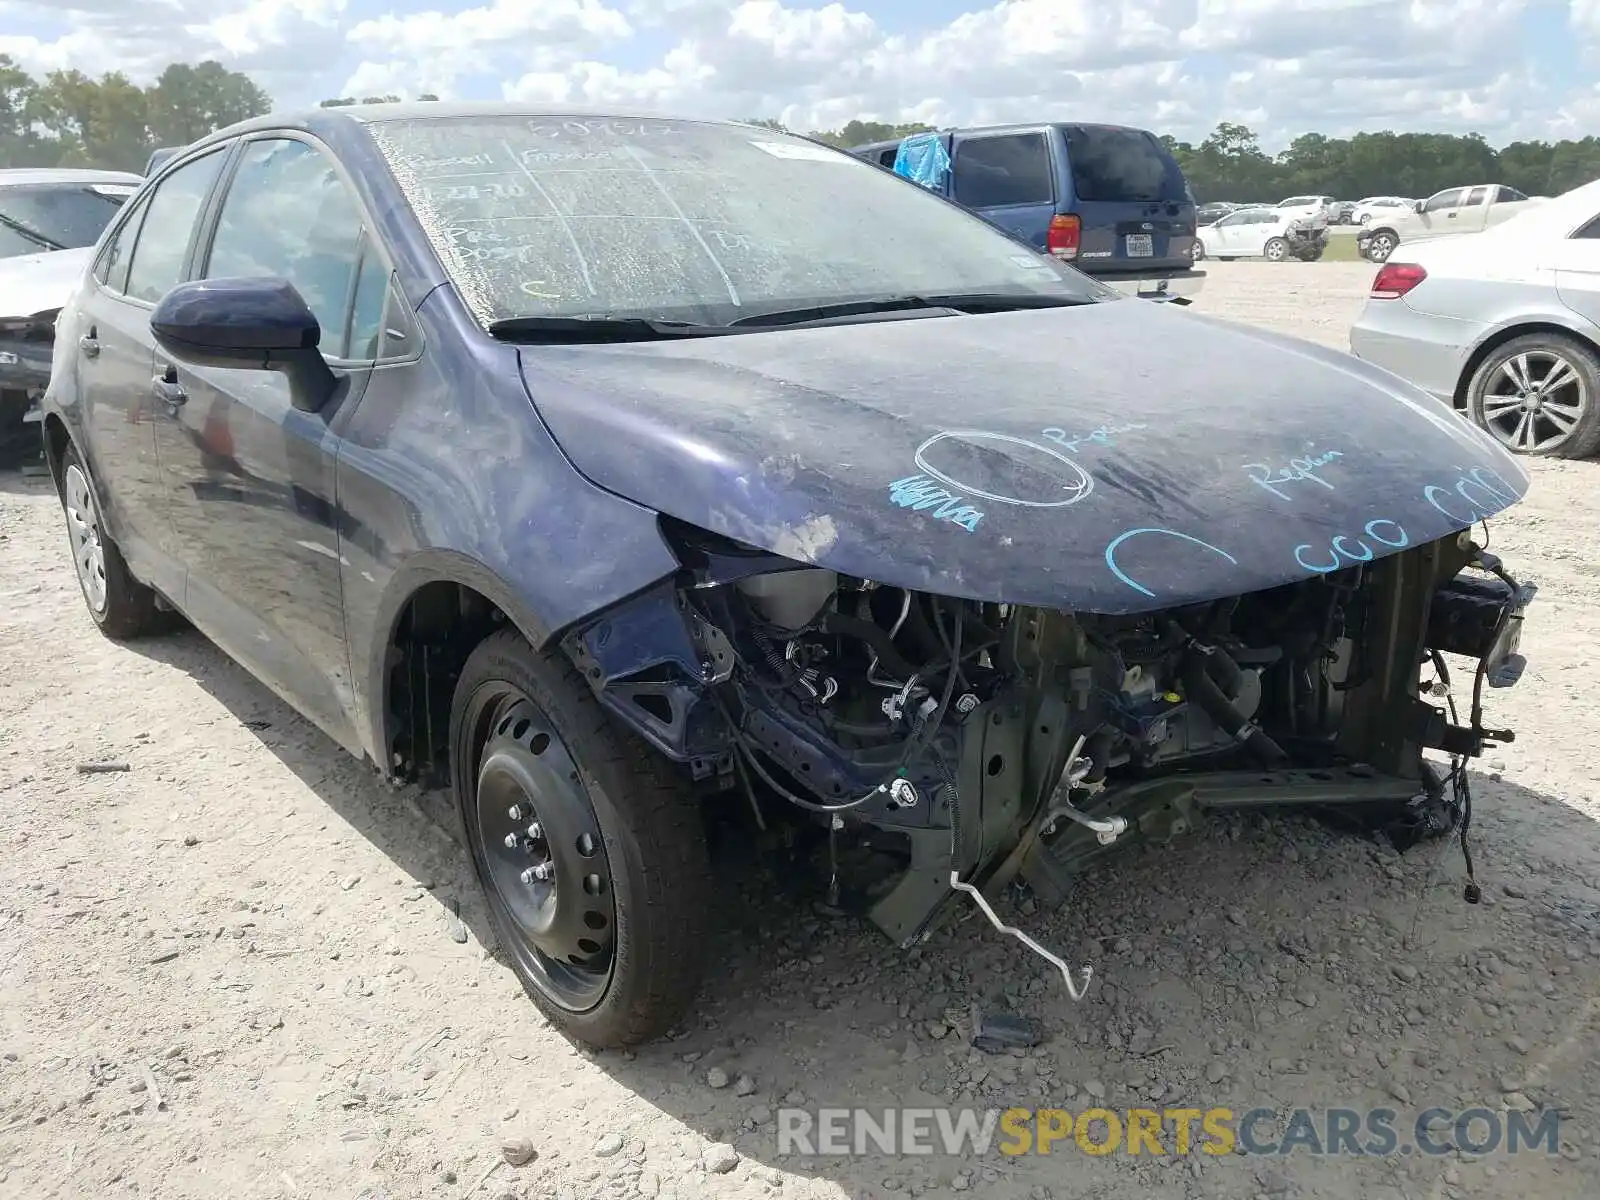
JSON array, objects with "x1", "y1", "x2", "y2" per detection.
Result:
[
  {"x1": 487, "y1": 315, "x2": 730, "y2": 343},
  {"x1": 726, "y1": 291, "x2": 1097, "y2": 329},
  {"x1": 0, "y1": 212, "x2": 66, "y2": 252}
]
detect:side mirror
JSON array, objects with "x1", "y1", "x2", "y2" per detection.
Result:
[
  {"x1": 1414, "y1": 200, "x2": 1426, "y2": 212},
  {"x1": 150, "y1": 276, "x2": 340, "y2": 414}
]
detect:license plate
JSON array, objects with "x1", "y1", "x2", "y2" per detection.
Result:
[{"x1": 1125, "y1": 234, "x2": 1153, "y2": 257}]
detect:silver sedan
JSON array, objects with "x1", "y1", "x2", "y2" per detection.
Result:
[{"x1": 1348, "y1": 179, "x2": 1600, "y2": 459}]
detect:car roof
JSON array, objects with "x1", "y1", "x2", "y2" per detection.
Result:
[{"x1": 0, "y1": 167, "x2": 143, "y2": 188}]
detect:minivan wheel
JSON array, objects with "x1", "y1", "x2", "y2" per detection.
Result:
[
  {"x1": 450, "y1": 628, "x2": 712, "y2": 1049},
  {"x1": 1466, "y1": 333, "x2": 1600, "y2": 459},
  {"x1": 1263, "y1": 238, "x2": 1289, "y2": 262},
  {"x1": 59, "y1": 444, "x2": 164, "y2": 639},
  {"x1": 1366, "y1": 231, "x2": 1396, "y2": 262}
]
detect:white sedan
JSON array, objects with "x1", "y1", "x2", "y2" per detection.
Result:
[
  {"x1": 1194, "y1": 206, "x2": 1328, "y2": 262},
  {"x1": 1348, "y1": 178, "x2": 1600, "y2": 458},
  {"x1": 1352, "y1": 196, "x2": 1414, "y2": 225}
]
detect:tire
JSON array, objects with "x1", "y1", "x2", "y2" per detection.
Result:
[
  {"x1": 1263, "y1": 237, "x2": 1289, "y2": 262},
  {"x1": 1191, "y1": 241, "x2": 1206, "y2": 262},
  {"x1": 1358, "y1": 213, "x2": 1372, "y2": 226},
  {"x1": 1465, "y1": 333, "x2": 1600, "y2": 459},
  {"x1": 58, "y1": 443, "x2": 165, "y2": 639},
  {"x1": 449, "y1": 627, "x2": 712, "y2": 1048},
  {"x1": 1365, "y1": 230, "x2": 1396, "y2": 263}
]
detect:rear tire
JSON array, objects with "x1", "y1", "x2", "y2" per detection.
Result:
[
  {"x1": 1263, "y1": 238, "x2": 1289, "y2": 262},
  {"x1": 58, "y1": 444, "x2": 165, "y2": 640},
  {"x1": 1191, "y1": 241, "x2": 1206, "y2": 262},
  {"x1": 1465, "y1": 333, "x2": 1600, "y2": 459},
  {"x1": 449, "y1": 628, "x2": 712, "y2": 1049}
]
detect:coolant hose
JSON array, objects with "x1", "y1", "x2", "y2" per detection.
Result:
[
  {"x1": 823, "y1": 612, "x2": 924, "y2": 681},
  {"x1": 1182, "y1": 644, "x2": 1288, "y2": 765}
]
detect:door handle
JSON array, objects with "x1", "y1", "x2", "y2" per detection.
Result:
[
  {"x1": 78, "y1": 330, "x2": 99, "y2": 357},
  {"x1": 151, "y1": 372, "x2": 187, "y2": 409}
]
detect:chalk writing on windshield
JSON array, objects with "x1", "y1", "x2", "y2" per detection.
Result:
[
  {"x1": 1422, "y1": 466, "x2": 1522, "y2": 526},
  {"x1": 1293, "y1": 519, "x2": 1408, "y2": 574},
  {"x1": 913, "y1": 430, "x2": 1094, "y2": 509},
  {"x1": 1104, "y1": 528, "x2": 1238, "y2": 598},
  {"x1": 887, "y1": 476, "x2": 984, "y2": 532},
  {"x1": 1243, "y1": 448, "x2": 1344, "y2": 501},
  {"x1": 1040, "y1": 422, "x2": 1148, "y2": 453}
]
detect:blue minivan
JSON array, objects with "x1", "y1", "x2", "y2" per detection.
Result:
[{"x1": 851, "y1": 122, "x2": 1203, "y2": 301}]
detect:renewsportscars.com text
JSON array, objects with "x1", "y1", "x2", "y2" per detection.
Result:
[{"x1": 777, "y1": 1106, "x2": 1561, "y2": 1158}]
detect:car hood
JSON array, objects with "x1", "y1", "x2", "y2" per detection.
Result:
[
  {"x1": 0, "y1": 246, "x2": 92, "y2": 321},
  {"x1": 517, "y1": 300, "x2": 1530, "y2": 614}
]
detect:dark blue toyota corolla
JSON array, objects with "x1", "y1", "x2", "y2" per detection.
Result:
[{"x1": 40, "y1": 102, "x2": 1537, "y2": 1048}]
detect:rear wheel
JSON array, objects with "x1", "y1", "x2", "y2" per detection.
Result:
[
  {"x1": 1263, "y1": 238, "x2": 1289, "y2": 262},
  {"x1": 450, "y1": 628, "x2": 712, "y2": 1048},
  {"x1": 1191, "y1": 241, "x2": 1206, "y2": 262},
  {"x1": 1466, "y1": 333, "x2": 1600, "y2": 459},
  {"x1": 59, "y1": 444, "x2": 165, "y2": 639}
]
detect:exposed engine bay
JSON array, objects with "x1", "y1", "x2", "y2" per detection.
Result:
[{"x1": 563, "y1": 517, "x2": 1535, "y2": 985}]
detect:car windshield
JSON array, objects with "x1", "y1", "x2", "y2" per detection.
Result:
[
  {"x1": 370, "y1": 115, "x2": 1108, "y2": 327},
  {"x1": 0, "y1": 182, "x2": 135, "y2": 259}
]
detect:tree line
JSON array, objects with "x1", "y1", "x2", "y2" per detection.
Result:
[
  {"x1": 757, "y1": 116, "x2": 1600, "y2": 204},
  {"x1": 4, "y1": 57, "x2": 1594, "y2": 203}
]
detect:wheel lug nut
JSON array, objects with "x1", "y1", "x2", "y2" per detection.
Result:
[
  {"x1": 503, "y1": 833, "x2": 520, "y2": 849},
  {"x1": 508, "y1": 805, "x2": 524, "y2": 821},
  {"x1": 532, "y1": 863, "x2": 554, "y2": 882},
  {"x1": 526, "y1": 822, "x2": 543, "y2": 841}
]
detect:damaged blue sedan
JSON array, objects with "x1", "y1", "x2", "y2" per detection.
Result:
[{"x1": 39, "y1": 103, "x2": 1536, "y2": 1048}]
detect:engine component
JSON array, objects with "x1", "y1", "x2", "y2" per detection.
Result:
[{"x1": 736, "y1": 568, "x2": 836, "y2": 630}]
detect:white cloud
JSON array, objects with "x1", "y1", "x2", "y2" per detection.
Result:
[{"x1": 0, "y1": 0, "x2": 1592, "y2": 149}]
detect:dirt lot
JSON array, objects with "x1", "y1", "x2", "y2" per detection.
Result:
[{"x1": 3, "y1": 261, "x2": 1598, "y2": 1200}]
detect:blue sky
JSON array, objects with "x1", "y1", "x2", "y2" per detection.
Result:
[{"x1": 1, "y1": 0, "x2": 1597, "y2": 150}]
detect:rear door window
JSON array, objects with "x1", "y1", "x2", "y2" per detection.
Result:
[
  {"x1": 124, "y1": 149, "x2": 228, "y2": 303},
  {"x1": 1060, "y1": 126, "x2": 1186, "y2": 203},
  {"x1": 952, "y1": 133, "x2": 1053, "y2": 208}
]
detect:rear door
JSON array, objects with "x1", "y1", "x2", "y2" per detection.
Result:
[
  {"x1": 948, "y1": 129, "x2": 1056, "y2": 249},
  {"x1": 70, "y1": 147, "x2": 230, "y2": 593},
  {"x1": 1057, "y1": 124, "x2": 1194, "y2": 275}
]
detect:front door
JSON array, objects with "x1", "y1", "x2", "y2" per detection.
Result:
[{"x1": 149, "y1": 134, "x2": 388, "y2": 753}]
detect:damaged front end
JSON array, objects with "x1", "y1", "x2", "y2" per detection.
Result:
[
  {"x1": 0, "y1": 310, "x2": 55, "y2": 465},
  {"x1": 564, "y1": 515, "x2": 1535, "y2": 987}
]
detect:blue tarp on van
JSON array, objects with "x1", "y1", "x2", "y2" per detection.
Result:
[{"x1": 892, "y1": 133, "x2": 950, "y2": 191}]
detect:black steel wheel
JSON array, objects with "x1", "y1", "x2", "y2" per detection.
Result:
[{"x1": 450, "y1": 628, "x2": 711, "y2": 1048}]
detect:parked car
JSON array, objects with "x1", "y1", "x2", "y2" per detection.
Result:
[
  {"x1": 1194, "y1": 206, "x2": 1327, "y2": 262},
  {"x1": 1353, "y1": 196, "x2": 1414, "y2": 226},
  {"x1": 0, "y1": 168, "x2": 142, "y2": 464},
  {"x1": 1196, "y1": 201, "x2": 1238, "y2": 225},
  {"x1": 1349, "y1": 178, "x2": 1600, "y2": 459},
  {"x1": 145, "y1": 146, "x2": 184, "y2": 176},
  {"x1": 1357, "y1": 185, "x2": 1544, "y2": 263},
  {"x1": 1275, "y1": 194, "x2": 1336, "y2": 223},
  {"x1": 1326, "y1": 200, "x2": 1356, "y2": 224},
  {"x1": 851, "y1": 122, "x2": 1204, "y2": 302},
  {"x1": 41, "y1": 103, "x2": 1536, "y2": 1049}
]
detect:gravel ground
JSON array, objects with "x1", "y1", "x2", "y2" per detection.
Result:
[{"x1": 3, "y1": 262, "x2": 1598, "y2": 1200}]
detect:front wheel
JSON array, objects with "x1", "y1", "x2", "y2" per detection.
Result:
[
  {"x1": 1466, "y1": 333, "x2": 1600, "y2": 459},
  {"x1": 1191, "y1": 241, "x2": 1206, "y2": 262},
  {"x1": 1365, "y1": 230, "x2": 1397, "y2": 262},
  {"x1": 1263, "y1": 237, "x2": 1289, "y2": 262},
  {"x1": 450, "y1": 628, "x2": 712, "y2": 1048}
]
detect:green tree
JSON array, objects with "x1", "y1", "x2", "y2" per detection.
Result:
[
  {"x1": 146, "y1": 62, "x2": 270, "y2": 148},
  {"x1": 811, "y1": 119, "x2": 935, "y2": 148}
]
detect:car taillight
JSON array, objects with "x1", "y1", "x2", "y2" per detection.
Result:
[
  {"x1": 1047, "y1": 214, "x2": 1080, "y2": 260},
  {"x1": 1371, "y1": 262, "x2": 1426, "y2": 298}
]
